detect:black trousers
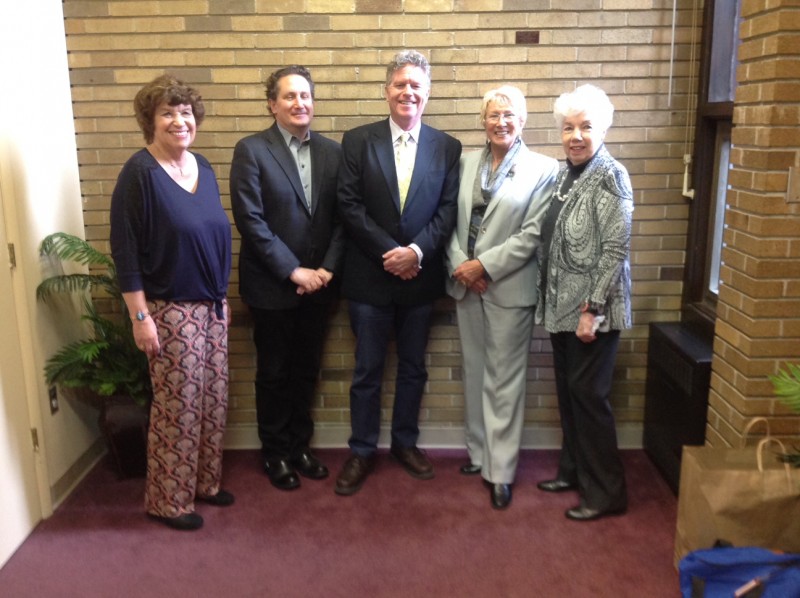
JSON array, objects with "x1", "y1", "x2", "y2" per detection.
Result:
[
  {"x1": 250, "y1": 300, "x2": 332, "y2": 460},
  {"x1": 550, "y1": 330, "x2": 627, "y2": 512}
]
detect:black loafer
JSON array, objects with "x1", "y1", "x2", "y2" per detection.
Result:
[
  {"x1": 490, "y1": 483, "x2": 512, "y2": 510},
  {"x1": 565, "y1": 505, "x2": 627, "y2": 522},
  {"x1": 459, "y1": 463, "x2": 482, "y2": 475},
  {"x1": 148, "y1": 512, "x2": 204, "y2": 531},
  {"x1": 291, "y1": 450, "x2": 329, "y2": 480},
  {"x1": 264, "y1": 458, "x2": 300, "y2": 491},
  {"x1": 537, "y1": 479, "x2": 577, "y2": 493},
  {"x1": 196, "y1": 489, "x2": 235, "y2": 506}
]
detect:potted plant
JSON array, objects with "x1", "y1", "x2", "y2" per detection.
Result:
[
  {"x1": 37, "y1": 232, "x2": 151, "y2": 477},
  {"x1": 769, "y1": 363, "x2": 800, "y2": 468}
]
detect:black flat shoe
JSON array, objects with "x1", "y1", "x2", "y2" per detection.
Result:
[
  {"x1": 459, "y1": 463, "x2": 481, "y2": 475},
  {"x1": 565, "y1": 505, "x2": 627, "y2": 522},
  {"x1": 264, "y1": 458, "x2": 300, "y2": 491},
  {"x1": 291, "y1": 450, "x2": 329, "y2": 480},
  {"x1": 148, "y1": 512, "x2": 204, "y2": 531},
  {"x1": 490, "y1": 483, "x2": 512, "y2": 510},
  {"x1": 537, "y1": 479, "x2": 577, "y2": 493},
  {"x1": 196, "y1": 489, "x2": 235, "y2": 506}
]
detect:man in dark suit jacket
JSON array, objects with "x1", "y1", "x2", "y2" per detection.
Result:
[
  {"x1": 230, "y1": 66, "x2": 343, "y2": 491},
  {"x1": 334, "y1": 50, "x2": 461, "y2": 496}
]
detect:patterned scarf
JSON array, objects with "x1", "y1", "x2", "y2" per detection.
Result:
[
  {"x1": 480, "y1": 136, "x2": 521, "y2": 200},
  {"x1": 467, "y1": 138, "x2": 522, "y2": 258}
]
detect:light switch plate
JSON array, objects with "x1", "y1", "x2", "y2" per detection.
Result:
[{"x1": 788, "y1": 166, "x2": 800, "y2": 203}]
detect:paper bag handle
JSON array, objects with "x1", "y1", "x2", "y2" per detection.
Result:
[
  {"x1": 756, "y1": 437, "x2": 793, "y2": 487},
  {"x1": 741, "y1": 416, "x2": 771, "y2": 448}
]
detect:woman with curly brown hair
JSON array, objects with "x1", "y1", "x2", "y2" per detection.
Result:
[{"x1": 110, "y1": 74, "x2": 233, "y2": 530}]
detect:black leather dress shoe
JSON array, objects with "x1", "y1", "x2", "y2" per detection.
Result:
[
  {"x1": 148, "y1": 512, "x2": 204, "y2": 531},
  {"x1": 537, "y1": 479, "x2": 578, "y2": 493},
  {"x1": 565, "y1": 505, "x2": 627, "y2": 522},
  {"x1": 264, "y1": 458, "x2": 300, "y2": 491},
  {"x1": 335, "y1": 454, "x2": 375, "y2": 496},
  {"x1": 292, "y1": 450, "x2": 329, "y2": 480},
  {"x1": 459, "y1": 463, "x2": 482, "y2": 475},
  {"x1": 196, "y1": 489, "x2": 235, "y2": 506},
  {"x1": 490, "y1": 483, "x2": 512, "y2": 510}
]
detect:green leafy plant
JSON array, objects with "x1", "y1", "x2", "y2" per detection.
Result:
[
  {"x1": 37, "y1": 232, "x2": 151, "y2": 406},
  {"x1": 769, "y1": 363, "x2": 800, "y2": 468}
]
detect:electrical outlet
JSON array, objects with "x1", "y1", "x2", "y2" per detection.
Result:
[{"x1": 49, "y1": 386, "x2": 59, "y2": 414}]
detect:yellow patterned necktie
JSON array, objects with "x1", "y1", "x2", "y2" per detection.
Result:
[{"x1": 396, "y1": 132, "x2": 414, "y2": 211}]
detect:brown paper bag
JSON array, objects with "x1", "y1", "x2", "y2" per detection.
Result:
[{"x1": 674, "y1": 419, "x2": 800, "y2": 565}]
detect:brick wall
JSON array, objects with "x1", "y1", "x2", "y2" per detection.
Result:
[
  {"x1": 708, "y1": 0, "x2": 800, "y2": 447},
  {"x1": 63, "y1": 0, "x2": 700, "y2": 448}
]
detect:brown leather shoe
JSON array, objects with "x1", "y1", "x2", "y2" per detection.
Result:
[
  {"x1": 390, "y1": 445, "x2": 434, "y2": 480},
  {"x1": 334, "y1": 454, "x2": 375, "y2": 496}
]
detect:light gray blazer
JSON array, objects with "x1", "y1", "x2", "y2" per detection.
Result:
[{"x1": 445, "y1": 144, "x2": 558, "y2": 308}]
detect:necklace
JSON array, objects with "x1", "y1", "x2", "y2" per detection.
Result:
[
  {"x1": 554, "y1": 177, "x2": 571, "y2": 202},
  {"x1": 166, "y1": 161, "x2": 186, "y2": 177},
  {"x1": 151, "y1": 146, "x2": 189, "y2": 177}
]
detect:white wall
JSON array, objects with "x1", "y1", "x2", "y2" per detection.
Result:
[{"x1": 0, "y1": 0, "x2": 100, "y2": 567}]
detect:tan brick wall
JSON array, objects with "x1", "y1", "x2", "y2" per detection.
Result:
[
  {"x1": 63, "y1": 1, "x2": 701, "y2": 446},
  {"x1": 708, "y1": 0, "x2": 800, "y2": 447}
]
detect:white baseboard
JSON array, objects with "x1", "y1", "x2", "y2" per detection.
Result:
[{"x1": 224, "y1": 423, "x2": 644, "y2": 451}]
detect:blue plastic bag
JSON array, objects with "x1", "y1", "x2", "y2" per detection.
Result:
[{"x1": 679, "y1": 546, "x2": 800, "y2": 597}]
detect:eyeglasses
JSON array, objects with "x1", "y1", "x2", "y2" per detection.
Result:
[{"x1": 486, "y1": 112, "x2": 517, "y2": 124}]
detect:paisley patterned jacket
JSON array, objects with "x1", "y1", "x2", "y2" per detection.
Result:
[{"x1": 538, "y1": 145, "x2": 634, "y2": 334}]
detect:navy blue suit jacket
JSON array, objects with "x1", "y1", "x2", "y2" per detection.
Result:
[
  {"x1": 230, "y1": 122, "x2": 343, "y2": 309},
  {"x1": 337, "y1": 118, "x2": 461, "y2": 306}
]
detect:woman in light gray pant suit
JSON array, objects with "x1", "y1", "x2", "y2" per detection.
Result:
[{"x1": 446, "y1": 85, "x2": 558, "y2": 509}]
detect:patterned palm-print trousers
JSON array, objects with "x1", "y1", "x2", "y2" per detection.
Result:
[{"x1": 144, "y1": 299, "x2": 229, "y2": 518}]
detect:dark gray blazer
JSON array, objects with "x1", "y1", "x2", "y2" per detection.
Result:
[
  {"x1": 230, "y1": 122, "x2": 343, "y2": 309},
  {"x1": 337, "y1": 118, "x2": 461, "y2": 306}
]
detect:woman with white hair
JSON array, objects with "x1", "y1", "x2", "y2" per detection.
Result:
[
  {"x1": 446, "y1": 85, "x2": 558, "y2": 509},
  {"x1": 536, "y1": 84, "x2": 633, "y2": 521}
]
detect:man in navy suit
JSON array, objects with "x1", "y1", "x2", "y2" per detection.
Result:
[
  {"x1": 335, "y1": 50, "x2": 462, "y2": 495},
  {"x1": 230, "y1": 66, "x2": 343, "y2": 491}
]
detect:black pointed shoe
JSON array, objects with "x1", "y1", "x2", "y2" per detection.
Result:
[
  {"x1": 148, "y1": 512, "x2": 204, "y2": 531},
  {"x1": 490, "y1": 483, "x2": 512, "y2": 510},
  {"x1": 537, "y1": 479, "x2": 578, "y2": 493},
  {"x1": 565, "y1": 505, "x2": 627, "y2": 522},
  {"x1": 459, "y1": 463, "x2": 482, "y2": 475},
  {"x1": 196, "y1": 489, "x2": 235, "y2": 506}
]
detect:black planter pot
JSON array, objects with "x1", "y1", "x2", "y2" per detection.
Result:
[{"x1": 99, "y1": 395, "x2": 149, "y2": 478}]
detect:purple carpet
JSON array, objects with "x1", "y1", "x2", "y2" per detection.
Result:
[{"x1": 0, "y1": 449, "x2": 679, "y2": 597}]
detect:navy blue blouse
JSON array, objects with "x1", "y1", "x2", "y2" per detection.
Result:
[{"x1": 110, "y1": 149, "x2": 231, "y2": 304}]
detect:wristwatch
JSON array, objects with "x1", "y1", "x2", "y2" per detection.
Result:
[
  {"x1": 580, "y1": 301, "x2": 603, "y2": 316},
  {"x1": 132, "y1": 310, "x2": 150, "y2": 322}
]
